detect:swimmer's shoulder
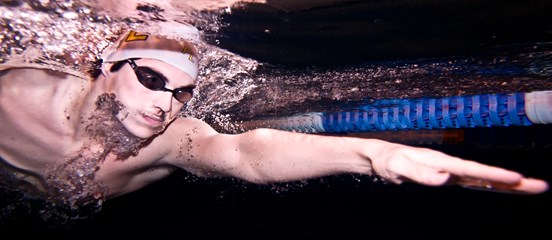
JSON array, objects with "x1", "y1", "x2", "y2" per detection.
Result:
[
  {"x1": 167, "y1": 117, "x2": 220, "y2": 137},
  {"x1": 151, "y1": 117, "x2": 220, "y2": 150},
  {"x1": 0, "y1": 67, "x2": 83, "y2": 85},
  {"x1": 0, "y1": 67, "x2": 91, "y2": 110}
]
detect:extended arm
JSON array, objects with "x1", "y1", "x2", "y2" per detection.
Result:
[{"x1": 163, "y1": 118, "x2": 548, "y2": 195}]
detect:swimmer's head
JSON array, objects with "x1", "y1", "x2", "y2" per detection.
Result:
[
  {"x1": 95, "y1": 29, "x2": 200, "y2": 139},
  {"x1": 101, "y1": 30, "x2": 200, "y2": 80}
]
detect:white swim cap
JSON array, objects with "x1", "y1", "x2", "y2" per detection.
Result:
[{"x1": 101, "y1": 29, "x2": 200, "y2": 79}]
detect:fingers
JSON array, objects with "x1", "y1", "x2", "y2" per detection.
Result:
[
  {"x1": 429, "y1": 155, "x2": 548, "y2": 194},
  {"x1": 456, "y1": 177, "x2": 549, "y2": 195},
  {"x1": 386, "y1": 149, "x2": 549, "y2": 194},
  {"x1": 393, "y1": 162, "x2": 549, "y2": 194},
  {"x1": 518, "y1": 178, "x2": 550, "y2": 194},
  {"x1": 413, "y1": 150, "x2": 524, "y2": 184}
]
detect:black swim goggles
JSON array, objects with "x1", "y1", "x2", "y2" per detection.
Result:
[{"x1": 126, "y1": 59, "x2": 195, "y2": 103}]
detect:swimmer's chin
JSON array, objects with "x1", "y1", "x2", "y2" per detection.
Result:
[
  {"x1": 133, "y1": 124, "x2": 168, "y2": 139},
  {"x1": 119, "y1": 120, "x2": 167, "y2": 139}
]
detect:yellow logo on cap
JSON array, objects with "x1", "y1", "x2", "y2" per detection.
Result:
[
  {"x1": 182, "y1": 46, "x2": 195, "y2": 63},
  {"x1": 125, "y1": 31, "x2": 149, "y2": 42},
  {"x1": 124, "y1": 30, "x2": 195, "y2": 64}
]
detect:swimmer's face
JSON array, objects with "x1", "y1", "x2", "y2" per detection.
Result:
[{"x1": 107, "y1": 58, "x2": 196, "y2": 138}]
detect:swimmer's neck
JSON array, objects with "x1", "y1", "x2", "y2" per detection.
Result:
[{"x1": 69, "y1": 74, "x2": 110, "y2": 141}]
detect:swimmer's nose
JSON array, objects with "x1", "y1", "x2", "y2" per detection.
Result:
[{"x1": 152, "y1": 91, "x2": 173, "y2": 113}]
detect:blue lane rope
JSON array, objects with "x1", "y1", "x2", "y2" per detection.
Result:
[{"x1": 255, "y1": 90, "x2": 552, "y2": 133}]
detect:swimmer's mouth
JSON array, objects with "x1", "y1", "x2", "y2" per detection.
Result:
[{"x1": 142, "y1": 114, "x2": 165, "y2": 127}]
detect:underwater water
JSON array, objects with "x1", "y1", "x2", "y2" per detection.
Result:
[{"x1": 1, "y1": 0, "x2": 551, "y2": 239}]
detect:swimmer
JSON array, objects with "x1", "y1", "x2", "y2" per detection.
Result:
[{"x1": 0, "y1": 30, "x2": 548, "y2": 208}]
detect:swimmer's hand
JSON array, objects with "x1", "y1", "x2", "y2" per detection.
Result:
[{"x1": 368, "y1": 142, "x2": 548, "y2": 195}]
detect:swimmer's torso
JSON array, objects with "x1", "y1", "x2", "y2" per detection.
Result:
[{"x1": 0, "y1": 68, "x2": 177, "y2": 198}]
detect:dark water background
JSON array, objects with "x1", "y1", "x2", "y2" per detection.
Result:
[
  {"x1": 194, "y1": 0, "x2": 552, "y2": 123},
  {"x1": 2, "y1": 1, "x2": 552, "y2": 239}
]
